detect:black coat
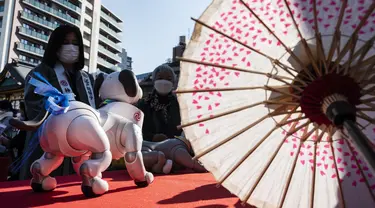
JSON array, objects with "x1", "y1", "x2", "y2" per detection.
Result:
[{"x1": 136, "y1": 92, "x2": 182, "y2": 141}]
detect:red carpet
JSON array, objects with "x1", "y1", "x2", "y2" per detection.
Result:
[{"x1": 0, "y1": 170, "x2": 255, "y2": 208}]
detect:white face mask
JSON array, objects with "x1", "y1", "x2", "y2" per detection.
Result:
[
  {"x1": 154, "y1": 80, "x2": 173, "y2": 95},
  {"x1": 57, "y1": 44, "x2": 79, "y2": 64}
]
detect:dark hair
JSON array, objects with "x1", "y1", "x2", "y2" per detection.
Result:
[{"x1": 42, "y1": 25, "x2": 85, "y2": 70}]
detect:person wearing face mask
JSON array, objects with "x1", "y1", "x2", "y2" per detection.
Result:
[
  {"x1": 137, "y1": 64, "x2": 182, "y2": 142},
  {"x1": 19, "y1": 25, "x2": 98, "y2": 180}
]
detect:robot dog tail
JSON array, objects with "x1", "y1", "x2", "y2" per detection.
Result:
[{"x1": 9, "y1": 111, "x2": 49, "y2": 131}]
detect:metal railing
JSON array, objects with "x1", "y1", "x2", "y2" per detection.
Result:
[
  {"x1": 17, "y1": 42, "x2": 45, "y2": 56},
  {"x1": 99, "y1": 34, "x2": 122, "y2": 52},
  {"x1": 23, "y1": 0, "x2": 80, "y2": 25},
  {"x1": 97, "y1": 57, "x2": 121, "y2": 71},
  {"x1": 52, "y1": 0, "x2": 81, "y2": 13},
  {"x1": 99, "y1": 23, "x2": 122, "y2": 41},
  {"x1": 20, "y1": 11, "x2": 59, "y2": 30},
  {"x1": 100, "y1": 11, "x2": 122, "y2": 30},
  {"x1": 18, "y1": 26, "x2": 49, "y2": 42},
  {"x1": 98, "y1": 45, "x2": 121, "y2": 63}
]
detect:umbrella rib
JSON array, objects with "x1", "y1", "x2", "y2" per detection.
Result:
[
  {"x1": 314, "y1": 126, "x2": 327, "y2": 143},
  {"x1": 178, "y1": 101, "x2": 265, "y2": 129},
  {"x1": 240, "y1": 114, "x2": 303, "y2": 206},
  {"x1": 341, "y1": 35, "x2": 375, "y2": 72},
  {"x1": 277, "y1": 116, "x2": 307, "y2": 127},
  {"x1": 357, "y1": 107, "x2": 375, "y2": 112},
  {"x1": 239, "y1": 0, "x2": 316, "y2": 81},
  {"x1": 345, "y1": 138, "x2": 375, "y2": 203},
  {"x1": 177, "y1": 57, "x2": 274, "y2": 77},
  {"x1": 312, "y1": 0, "x2": 328, "y2": 73},
  {"x1": 357, "y1": 63, "x2": 375, "y2": 85},
  {"x1": 215, "y1": 109, "x2": 298, "y2": 186},
  {"x1": 271, "y1": 75, "x2": 304, "y2": 92},
  {"x1": 191, "y1": 17, "x2": 303, "y2": 81},
  {"x1": 363, "y1": 102, "x2": 375, "y2": 111},
  {"x1": 332, "y1": 3, "x2": 375, "y2": 70},
  {"x1": 310, "y1": 141, "x2": 317, "y2": 208},
  {"x1": 301, "y1": 125, "x2": 319, "y2": 142},
  {"x1": 327, "y1": 31, "x2": 342, "y2": 71},
  {"x1": 176, "y1": 86, "x2": 302, "y2": 102},
  {"x1": 361, "y1": 85, "x2": 375, "y2": 95},
  {"x1": 175, "y1": 86, "x2": 265, "y2": 93},
  {"x1": 192, "y1": 105, "x2": 297, "y2": 160},
  {"x1": 342, "y1": 34, "x2": 359, "y2": 76},
  {"x1": 330, "y1": 143, "x2": 346, "y2": 208},
  {"x1": 177, "y1": 56, "x2": 303, "y2": 85},
  {"x1": 265, "y1": 86, "x2": 301, "y2": 100},
  {"x1": 283, "y1": 0, "x2": 321, "y2": 77},
  {"x1": 350, "y1": 55, "x2": 375, "y2": 72},
  {"x1": 177, "y1": 56, "x2": 305, "y2": 91},
  {"x1": 360, "y1": 96, "x2": 375, "y2": 104},
  {"x1": 316, "y1": 33, "x2": 328, "y2": 74},
  {"x1": 286, "y1": 120, "x2": 311, "y2": 137},
  {"x1": 279, "y1": 142, "x2": 303, "y2": 208},
  {"x1": 356, "y1": 111, "x2": 375, "y2": 124},
  {"x1": 327, "y1": 0, "x2": 347, "y2": 66}
]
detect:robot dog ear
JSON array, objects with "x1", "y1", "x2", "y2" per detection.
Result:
[
  {"x1": 94, "y1": 72, "x2": 107, "y2": 99},
  {"x1": 118, "y1": 70, "x2": 138, "y2": 98}
]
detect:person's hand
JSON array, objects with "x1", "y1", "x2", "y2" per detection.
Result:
[{"x1": 152, "y1": 134, "x2": 168, "y2": 142}]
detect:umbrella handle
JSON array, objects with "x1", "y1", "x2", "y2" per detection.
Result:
[
  {"x1": 343, "y1": 120, "x2": 375, "y2": 173},
  {"x1": 325, "y1": 97, "x2": 375, "y2": 173}
]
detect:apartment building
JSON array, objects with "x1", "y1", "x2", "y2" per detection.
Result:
[
  {"x1": 118, "y1": 48, "x2": 132, "y2": 70},
  {"x1": 96, "y1": 4, "x2": 122, "y2": 72},
  {"x1": 0, "y1": 0, "x2": 123, "y2": 73}
]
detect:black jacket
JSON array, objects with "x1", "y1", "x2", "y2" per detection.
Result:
[{"x1": 136, "y1": 92, "x2": 182, "y2": 141}]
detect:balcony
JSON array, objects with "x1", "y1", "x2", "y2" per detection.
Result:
[
  {"x1": 20, "y1": 11, "x2": 59, "y2": 31},
  {"x1": 22, "y1": 0, "x2": 80, "y2": 26},
  {"x1": 98, "y1": 45, "x2": 121, "y2": 63},
  {"x1": 99, "y1": 34, "x2": 122, "y2": 53},
  {"x1": 52, "y1": 0, "x2": 81, "y2": 14},
  {"x1": 97, "y1": 57, "x2": 121, "y2": 71},
  {"x1": 16, "y1": 42, "x2": 45, "y2": 57},
  {"x1": 100, "y1": 23, "x2": 122, "y2": 42},
  {"x1": 18, "y1": 26, "x2": 49, "y2": 43},
  {"x1": 17, "y1": 58, "x2": 40, "y2": 66},
  {"x1": 100, "y1": 11, "x2": 122, "y2": 32}
]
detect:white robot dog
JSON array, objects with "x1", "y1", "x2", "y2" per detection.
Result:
[{"x1": 11, "y1": 70, "x2": 154, "y2": 197}]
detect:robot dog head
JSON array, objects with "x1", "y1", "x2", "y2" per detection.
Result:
[{"x1": 98, "y1": 70, "x2": 143, "y2": 104}]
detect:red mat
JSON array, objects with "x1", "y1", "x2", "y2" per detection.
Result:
[{"x1": 0, "y1": 170, "x2": 255, "y2": 208}]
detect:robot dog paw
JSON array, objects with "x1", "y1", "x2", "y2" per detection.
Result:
[
  {"x1": 134, "y1": 172, "x2": 154, "y2": 187},
  {"x1": 162, "y1": 160, "x2": 173, "y2": 174},
  {"x1": 31, "y1": 176, "x2": 57, "y2": 192},
  {"x1": 81, "y1": 177, "x2": 109, "y2": 198}
]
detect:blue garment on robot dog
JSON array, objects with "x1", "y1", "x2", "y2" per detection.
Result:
[{"x1": 10, "y1": 72, "x2": 73, "y2": 173}]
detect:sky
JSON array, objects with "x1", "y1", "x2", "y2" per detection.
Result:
[{"x1": 102, "y1": 0, "x2": 212, "y2": 75}]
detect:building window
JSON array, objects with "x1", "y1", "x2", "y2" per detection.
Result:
[
  {"x1": 84, "y1": 20, "x2": 92, "y2": 28},
  {"x1": 84, "y1": 46, "x2": 90, "y2": 53},
  {"x1": 85, "y1": 7, "x2": 93, "y2": 16},
  {"x1": 83, "y1": 32, "x2": 91, "y2": 40}
]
